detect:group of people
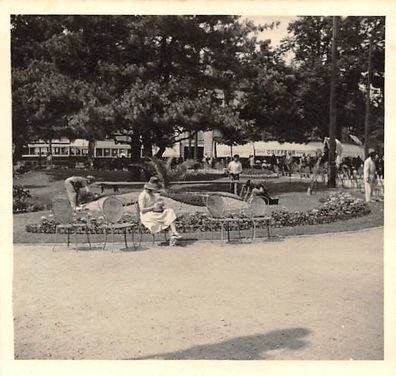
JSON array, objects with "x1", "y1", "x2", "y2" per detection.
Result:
[
  {"x1": 62, "y1": 148, "x2": 382, "y2": 245},
  {"x1": 64, "y1": 175, "x2": 182, "y2": 244}
]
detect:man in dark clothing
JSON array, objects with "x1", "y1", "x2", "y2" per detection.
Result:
[{"x1": 355, "y1": 155, "x2": 363, "y2": 170}]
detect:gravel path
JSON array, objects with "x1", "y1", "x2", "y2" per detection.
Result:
[{"x1": 13, "y1": 228, "x2": 383, "y2": 360}]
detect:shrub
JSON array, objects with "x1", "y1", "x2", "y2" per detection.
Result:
[{"x1": 13, "y1": 185, "x2": 45, "y2": 213}]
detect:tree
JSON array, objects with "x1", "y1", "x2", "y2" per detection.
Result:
[
  {"x1": 11, "y1": 15, "x2": 262, "y2": 162},
  {"x1": 279, "y1": 16, "x2": 384, "y2": 146}
]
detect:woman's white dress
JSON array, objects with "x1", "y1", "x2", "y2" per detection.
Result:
[{"x1": 138, "y1": 190, "x2": 176, "y2": 233}]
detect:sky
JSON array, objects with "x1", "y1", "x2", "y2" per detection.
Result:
[{"x1": 241, "y1": 16, "x2": 297, "y2": 47}]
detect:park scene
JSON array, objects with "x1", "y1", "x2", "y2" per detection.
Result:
[{"x1": 12, "y1": 15, "x2": 384, "y2": 360}]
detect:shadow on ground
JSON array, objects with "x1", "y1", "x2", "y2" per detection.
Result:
[{"x1": 129, "y1": 328, "x2": 311, "y2": 360}]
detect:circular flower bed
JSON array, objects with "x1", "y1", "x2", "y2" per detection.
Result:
[{"x1": 25, "y1": 192, "x2": 370, "y2": 235}]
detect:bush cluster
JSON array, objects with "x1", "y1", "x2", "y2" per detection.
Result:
[{"x1": 13, "y1": 185, "x2": 44, "y2": 214}]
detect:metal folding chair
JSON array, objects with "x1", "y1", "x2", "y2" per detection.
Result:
[
  {"x1": 52, "y1": 198, "x2": 91, "y2": 251},
  {"x1": 244, "y1": 196, "x2": 272, "y2": 240},
  {"x1": 101, "y1": 196, "x2": 136, "y2": 251},
  {"x1": 206, "y1": 194, "x2": 245, "y2": 242}
]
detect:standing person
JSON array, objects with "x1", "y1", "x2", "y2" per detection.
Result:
[
  {"x1": 249, "y1": 154, "x2": 255, "y2": 169},
  {"x1": 285, "y1": 152, "x2": 293, "y2": 176},
  {"x1": 227, "y1": 154, "x2": 243, "y2": 194},
  {"x1": 138, "y1": 176, "x2": 181, "y2": 244},
  {"x1": 363, "y1": 151, "x2": 378, "y2": 203},
  {"x1": 64, "y1": 175, "x2": 96, "y2": 210},
  {"x1": 355, "y1": 155, "x2": 363, "y2": 170},
  {"x1": 376, "y1": 155, "x2": 384, "y2": 179},
  {"x1": 270, "y1": 153, "x2": 278, "y2": 172},
  {"x1": 46, "y1": 151, "x2": 53, "y2": 170},
  {"x1": 299, "y1": 154, "x2": 307, "y2": 178},
  {"x1": 306, "y1": 154, "x2": 312, "y2": 176}
]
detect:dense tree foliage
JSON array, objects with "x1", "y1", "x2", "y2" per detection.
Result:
[
  {"x1": 12, "y1": 15, "x2": 263, "y2": 160},
  {"x1": 11, "y1": 15, "x2": 385, "y2": 161},
  {"x1": 279, "y1": 16, "x2": 384, "y2": 147}
]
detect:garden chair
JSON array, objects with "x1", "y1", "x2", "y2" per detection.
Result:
[
  {"x1": 374, "y1": 176, "x2": 384, "y2": 200},
  {"x1": 244, "y1": 196, "x2": 272, "y2": 240},
  {"x1": 239, "y1": 184, "x2": 253, "y2": 201},
  {"x1": 52, "y1": 197, "x2": 91, "y2": 252},
  {"x1": 101, "y1": 196, "x2": 136, "y2": 251},
  {"x1": 135, "y1": 202, "x2": 169, "y2": 246},
  {"x1": 205, "y1": 194, "x2": 245, "y2": 242}
]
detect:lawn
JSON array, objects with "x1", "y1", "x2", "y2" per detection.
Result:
[{"x1": 13, "y1": 168, "x2": 384, "y2": 243}]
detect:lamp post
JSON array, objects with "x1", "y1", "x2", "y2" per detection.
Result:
[{"x1": 328, "y1": 16, "x2": 338, "y2": 188}]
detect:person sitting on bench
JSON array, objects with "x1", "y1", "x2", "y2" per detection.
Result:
[{"x1": 243, "y1": 180, "x2": 279, "y2": 205}]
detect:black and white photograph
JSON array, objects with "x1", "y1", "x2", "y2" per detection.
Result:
[{"x1": 1, "y1": 0, "x2": 396, "y2": 375}]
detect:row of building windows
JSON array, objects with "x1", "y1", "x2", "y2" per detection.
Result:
[{"x1": 23, "y1": 146, "x2": 131, "y2": 158}]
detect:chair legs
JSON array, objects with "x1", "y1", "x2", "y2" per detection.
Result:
[
  {"x1": 52, "y1": 227, "x2": 58, "y2": 252},
  {"x1": 111, "y1": 228, "x2": 115, "y2": 253},
  {"x1": 86, "y1": 228, "x2": 91, "y2": 249},
  {"x1": 123, "y1": 230, "x2": 128, "y2": 249},
  {"x1": 103, "y1": 228, "x2": 108, "y2": 250},
  {"x1": 252, "y1": 220, "x2": 256, "y2": 241},
  {"x1": 53, "y1": 227, "x2": 74, "y2": 252}
]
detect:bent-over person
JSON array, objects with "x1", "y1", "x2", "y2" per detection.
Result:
[{"x1": 64, "y1": 175, "x2": 95, "y2": 210}]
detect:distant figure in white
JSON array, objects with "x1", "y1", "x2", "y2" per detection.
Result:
[
  {"x1": 363, "y1": 151, "x2": 378, "y2": 203},
  {"x1": 227, "y1": 154, "x2": 243, "y2": 194},
  {"x1": 138, "y1": 176, "x2": 181, "y2": 242},
  {"x1": 64, "y1": 175, "x2": 95, "y2": 210}
]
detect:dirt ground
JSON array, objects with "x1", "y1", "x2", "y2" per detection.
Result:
[{"x1": 13, "y1": 228, "x2": 383, "y2": 360}]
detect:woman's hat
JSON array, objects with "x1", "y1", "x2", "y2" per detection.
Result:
[{"x1": 144, "y1": 176, "x2": 162, "y2": 191}]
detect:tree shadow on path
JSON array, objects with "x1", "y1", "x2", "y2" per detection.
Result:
[{"x1": 129, "y1": 328, "x2": 311, "y2": 360}]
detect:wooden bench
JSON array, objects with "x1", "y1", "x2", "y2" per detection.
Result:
[{"x1": 95, "y1": 179, "x2": 258, "y2": 194}]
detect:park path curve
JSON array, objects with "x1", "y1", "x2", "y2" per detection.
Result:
[{"x1": 13, "y1": 228, "x2": 383, "y2": 360}]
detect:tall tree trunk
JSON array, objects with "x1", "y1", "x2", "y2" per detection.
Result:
[
  {"x1": 142, "y1": 135, "x2": 153, "y2": 157},
  {"x1": 155, "y1": 144, "x2": 166, "y2": 158},
  {"x1": 88, "y1": 139, "x2": 96, "y2": 158},
  {"x1": 13, "y1": 139, "x2": 24, "y2": 163},
  {"x1": 328, "y1": 16, "x2": 338, "y2": 188},
  {"x1": 194, "y1": 132, "x2": 199, "y2": 161},
  {"x1": 364, "y1": 37, "x2": 373, "y2": 160},
  {"x1": 187, "y1": 131, "x2": 192, "y2": 159},
  {"x1": 129, "y1": 132, "x2": 141, "y2": 162}
]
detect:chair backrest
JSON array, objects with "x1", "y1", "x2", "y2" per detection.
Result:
[
  {"x1": 248, "y1": 196, "x2": 267, "y2": 217},
  {"x1": 102, "y1": 196, "x2": 124, "y2": 224},
  {"x1": 135, "y1": 201, "x2": 142, "y2": 222},
  {"x1": 206, "y1": 195, "x2": 225, "y2": 218},
  {"x1": 52, "y1": 198, "x2": 74, "y2": 224}
]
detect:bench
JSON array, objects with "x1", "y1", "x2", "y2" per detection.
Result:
[{"x1": 95, "y1": 179, "x2": 252, "y2": 194}]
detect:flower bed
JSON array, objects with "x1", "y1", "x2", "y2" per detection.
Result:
[{"x1": 25, "y1": 192, "x2": 370, "y2": 235}]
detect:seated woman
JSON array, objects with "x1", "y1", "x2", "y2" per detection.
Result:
[
  {"x1": 138, "y1": 176, "x2": 182, "y2": 242},
  {"x1": 243, "y1": 180, "x2": 279, "y2": 205}
]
